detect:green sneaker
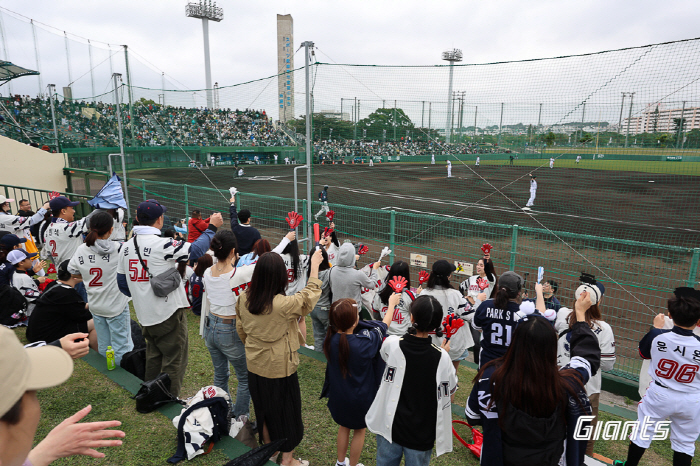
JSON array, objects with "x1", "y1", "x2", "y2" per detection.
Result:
[{"x1": 612, "y1": 461, "x2": 626, "y2": 466}]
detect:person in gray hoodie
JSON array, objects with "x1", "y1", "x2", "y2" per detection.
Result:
[{"x1": 329, "y1": 243, "x2": 381, "y2": 311}]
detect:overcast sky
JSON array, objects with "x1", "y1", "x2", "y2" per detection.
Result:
[{"x1": 2, "y1": 0, "x2": 700, "y2": 124}]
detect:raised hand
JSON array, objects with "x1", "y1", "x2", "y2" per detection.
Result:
[{"x1": 388, "y1": 276, "x2": 408, "y2": 293}]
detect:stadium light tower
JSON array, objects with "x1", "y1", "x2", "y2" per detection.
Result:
[
  {"x1": 442, "y1": 49, "x2": 462, "y2": 143},
  {"x1": 186, "y1": 0, "x2": 223, "y2": 109}
]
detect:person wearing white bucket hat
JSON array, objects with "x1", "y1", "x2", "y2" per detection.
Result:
[{"x1": 0, "y1": 326, "x2": 124, "y2": 466}]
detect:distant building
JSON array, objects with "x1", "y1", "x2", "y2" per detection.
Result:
[
  {"x1": 277, "y1": 14, "x2": 294, "y2": 122},
  {"x1": 623, "y1": 103, "x2": 700, "y2": 134},
  {"x1": 318, "y1": 110, "x2": 350, "y2": 120}
]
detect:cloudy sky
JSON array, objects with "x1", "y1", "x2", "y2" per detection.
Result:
[{"x1": 2, "y1": 0, "x2": 699, "y2": 124}]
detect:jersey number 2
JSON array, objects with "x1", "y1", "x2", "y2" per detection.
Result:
[
  {"x1": 655, "y1": 358, "x2": 699, "y2": 384},
  {"x1": 88, "y1": 268, "x2": 103, "y2": 287}
]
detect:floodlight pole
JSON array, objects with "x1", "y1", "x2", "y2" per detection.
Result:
[
  {"x1": 442, "y1": 49, "x2": 462, "y2": 143},
  {"x1": 678, "y1": 101, "x2": 686, "y2": 148},
  {"x1": 618, "y1": 93, "x2": 627, "y2": 136},
  {"x1": 47, "y1": 84, "x2": 59, "y2": 151},
  {"x1": 112, "y1": 73, "x2": 131, "y2": 222},
  {"x1": 303, "y1": 41, "x2": 314, "y2": 245},
  {"x1": 31, "y1": 20, "x2": 43, "y2": 97},
  {"x1": 625, "y1": 92, "x2": 635, "y2": 148},
  {"x1": 187, "y1": 1, "x2": 224, "y2": 110}
]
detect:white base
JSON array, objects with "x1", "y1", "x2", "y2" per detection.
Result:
[{"x1": 522, "y1": 207, "x2": 532, "y2": 211}]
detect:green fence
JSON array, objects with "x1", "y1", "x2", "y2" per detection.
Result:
[{"x1": 59, "y1": 169, "x2": 700, "y2": 385}]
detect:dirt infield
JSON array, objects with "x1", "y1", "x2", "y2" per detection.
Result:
[{"x1": 134, "y1": 162, "x2": 700, "y2": 248}]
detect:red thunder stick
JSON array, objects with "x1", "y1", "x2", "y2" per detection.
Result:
[
  {"x1": 285, "y1": 212, "x2": 303, "y2": 229},
  {"x1": 418, "y1": 270, "x2": 430, "y2": 285},
  {"x1": 323, "y1": 227, "x2": 334, "y2": 238},
  {"x1": 388, "y1": 276, "x2": 408, "y2": 293},
  {"x1": 357, "y1": 244, "x2": 369, "y2": 255},
  {"x1": 481, "y1": 243, "x2": 493, "y2": 255},
  {"x1": 49, "y1": 191, "x2": 61, "y2": 200},
  {"x1": 442, "y1": 314, "x2": 465, "y2": 341},
  {"x1": 326, "y1": 210, "x2": 335, "y2": 222}
]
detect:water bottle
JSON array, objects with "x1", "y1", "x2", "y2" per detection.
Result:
[{"x1": 106, "y1": 346, "x2": 115, "y2": 371}]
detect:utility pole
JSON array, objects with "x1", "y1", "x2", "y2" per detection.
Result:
[
  {"x1": 353, "y1": 97, "x2": 357, "y2": 139},
  {"x1": 474, "y1": 105, "x2": 478, "y2": 138},
  {"x1": 618, "y1": 93, "x2": 627, "y2": 137},
  {"x1": 88, "y1": 40, "x2": 95, "y2": 100},
  {"x1": 123, "y1": 45, "x2": 136, "y2": 147},
  {"x1": 48, "y1": 84, "x2": 59, "y2": 151},
  {"x1": 421, "y1": 101, "x2": 425, "y2": 128},
  {"x1": 112, "y1": 73, "x2": 131, "y2": 222},
  {"x1": 497, "y1": 103, "x2": 504, "y2": 146},
  {"x1": 625, "y1": 92, "x2": 635, "y2": 148},
  {"x1": 31, "y1": 20, "x2": 43, "y2": 97},
  {"x1": 303, "y1": 41, "x2": 314, "y2": 243},
  {"x1": 394, "y1": 100, "x2": 397, "y2": 141},
  {"x1": 677, "y1": 101, "x2": 686, "y2": 148},
  {"x1": 580, "y1": 102, "x2": 586, "y2": 145}
]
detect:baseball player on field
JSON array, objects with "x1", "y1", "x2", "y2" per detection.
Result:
[
  {"x1": 525, "y1": 173, "x2": 537, "y2": 207},
  {"x1": 549, "y1": 157, "x2": 554, "y2": 169},
  {"x1": 476, "y1": 156, "x2": 480, "y2": 167},
  {"x1": 576, "y1": 155, "x2": 582, "y2": 165},
  {"x1": 447, "y1": 160, "x2": 452, "y2": 178},
  {"x1": 613, "y1": 287, "x2": 700, "y2": 466},
  {"x1": 314, "y1": 185, "x2": 330, "y2": 221}
]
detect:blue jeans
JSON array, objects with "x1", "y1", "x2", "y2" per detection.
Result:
[
  {"x1": 92, "y1": 306, "x2": 134, "y2": 366},
  {"x1": 74, "y1": 281, "x2": 88, "y2": 302},
  {"x1": 310, "y1": 305, "x2": 329, "y2": 352},
  {"x1": 204, "y1": 314, "x2": 250, "y2": 417},
  {"x1": 376, "y1": 434, "x2": 432, "y2": 466}
]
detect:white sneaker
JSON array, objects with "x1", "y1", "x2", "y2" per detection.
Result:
[
  {"x1": 304, "y1": 344, "x2": 315, "y2": 350},
  {"x1": 336, "y1": 458, "x2": 349, "y2": 466}
]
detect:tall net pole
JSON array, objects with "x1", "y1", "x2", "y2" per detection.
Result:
[
  {"x1": 31, "y1": 20, "x2": 43, "y2": 97},
  {"x1": 303, "y1": 41, "x2": 314, "y2": 243},
  {"x1": 0, "y1": 11, "x2": 12, "y2": 95}
]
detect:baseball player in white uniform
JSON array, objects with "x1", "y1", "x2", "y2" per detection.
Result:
[
  {"x1": 446, "y1": 160, "x2": 452, "y2": 178},
  {"x1": 369, "y1": 157, "x2": 374, "y2": 167},
  {"x1": 549, "y1": 157, "x2": 554, "y2": 169},
  {"x1": 431, "y1": 154, "x2": 435, "y2": 165},
  {"x1": 476, "y1": 156, "x2": 480, "y2": 167},
  {"x1": 576, "y1": 155, "x2": 582, "y2": 165},
  {"x1": 525, "y1": 174, "x2": 537, "y2": 207},
  {"x1": 614, "y1": 287, "x2": 700, "y2": 466}
]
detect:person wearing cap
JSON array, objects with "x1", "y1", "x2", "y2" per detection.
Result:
[
  {"x1": 0, "y1": 326, "x2": 124, "y2": 466},
  {"x1": 555, "y1": 276, "x2": 615, "y2": 458},
  {"x1": 26, "y1": 260, "x2": 97, "y2": 351},
  {"x1": 8, "y1": 249, "x2": 47, "y2": 312},
  {"x1": 525, "y1": 173, "x2": 537, "y2": 207},
  {"x1": 0, "y1": 195, "x2": 49, "y2": 237},
  {"x1": 116, "y1": 200, "x2": 222, "y2": 397},
  {"x1": 42, "y1": 196, "x2": 91, "y2": 302},
  {"x1": 229, "y1": 195, "x2": 261, "y2": 257},
  {"x1": 473, "y1": 270, "x2": 545, "y2": 368},
  {"x1": 0, "y1": 234, "x2": 28, "y2": 286},
  {"x1": 314, "y1": 185, "x2": 330, "y2": 221},
  {"x1": 420, "y1": 260, "x2": 473, "y2": 370}
]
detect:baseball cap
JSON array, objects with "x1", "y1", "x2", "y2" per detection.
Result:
[
  {"x1": 0, "y1": 235, "x2": 27, "y2": 248},
  {"x1": 499, "y1": 271, "x2": 524, "y2": 294},
  {"x1": 432, "y1": 259, "x2": 456, "y2": 276},
  {"x1": 7, "y1": 249, "x2": 37, "y2": 265},
  {"x1": 137, "y1": 199, "x2": 167, "y2": 222},
  {"x1": 0, "y1": 326, "x2": 73, "y2": 417},
  {"x1": 49, "y1": 196, "x2": 80, "y2": 211},
  {"x1": 0, "y1": 195, "x2": 14, "y2": 204}
]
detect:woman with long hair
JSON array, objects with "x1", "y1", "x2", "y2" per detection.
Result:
[
  {"x1": 67, "y1": 211, "x2": 133, "y2": 364},
  {"x1": 275, "y1": 231, "x2": 312, "y2": 347},
  {"x1": 420, "y1": 260, "x2": 472, "y2": 370},
  {"x1": 366, "y1": 295, "x2": 457, "y2": 466},
  {"x1": 236, "y1": 249, "x2": 324, "y2": 466},
  {"x1": 466, "y1": 288, "x2": 601, "y2": 466},
  {"x1": 324, "y1": 297, "x2": 394, "y2": 466},
  {"x1": 188, "y1": 254, "x2": 213, "y2": 316},
  {"x1": 555, "y1": 277, "x2": 615, "y2": 458},
  {"x1": 309, "y1": 247, "x2": 332, "y2": 351},
  {"x1": 320, "y1": 222, "x2": 340, "y2": 263},
  {"x1": 201, "y1": 230, "x2": 252, "y2": 420},
  {"x1": 372, "y1": 260, "x2": 418, "y2": 336},
  {"x1": 459, "y1": 250, "x2": 497, "y2": 365},
  {"x1": 237, "y1": 238, "x2": 271, "y2": 266}
]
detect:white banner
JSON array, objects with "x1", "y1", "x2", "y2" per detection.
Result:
[{"x1": 410, "y1": 253, "x2": 428, "y2": 268}]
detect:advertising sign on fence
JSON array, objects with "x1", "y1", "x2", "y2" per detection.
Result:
[
  {"x1": 454, "y1": 261, "x2": 474, "y2": 276},
  {"x1": 410, "y1": 253, "x2": 428, "y2": 268},
  {"x1": 666, "y1": 156, "x2": 683, "y2": 161}
]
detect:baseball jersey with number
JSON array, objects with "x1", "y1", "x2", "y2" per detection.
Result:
[
  {"x1": 371, "y1": 286, "x2": 416, "y2": 336},
  {"x1": 459, "y1": 274, "x2": 496, "y2": 310},
  {"x1": 639, "y1": 326, "x2": 700, "y2": 392},
  {"x1": 472, "y1": 299, "x2": 522, "y2": 367},
  {"x1": 420, "y1": 286, "x2": 473, "y2": 361},
  {"x1": 11, "y1": 269, "x2": 41, "y2": 302},
  {"x1": 117, "y1": 233, "x2": 191, "y2": 326},
  {"x1": 555, "y1": 308, "x2": 616, "y2": 394},
  {"x1": 278, "y1": 252, "x2": 310, "y2": 295},
  {"x1": 0, "y1": 210, "x2": 47, "y2": 234},
  {"x1": 43, "y1": 217, "x2": 90, "y2": 266},
  {"x1": 68, "y1": 242, "x2": 129, "y2": 318}
]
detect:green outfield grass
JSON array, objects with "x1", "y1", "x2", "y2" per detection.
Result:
[
  {"x1": 462, "y1": 158, "x2": 700, "y2": 175},
  {"x1": 542, "y1": 147, "x2": 700, "y2": 156}
]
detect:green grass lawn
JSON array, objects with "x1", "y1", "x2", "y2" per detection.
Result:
[
  {"x1": 456, "y1": 158, "x2": 700, "y2": 175},
  {"x1": 13, "y1": 309, "x2": 699, "y2": 466}
]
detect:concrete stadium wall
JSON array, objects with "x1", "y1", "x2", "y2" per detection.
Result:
[{"x1": 0, "y1": 136, "x2": 67, "y2": 192}]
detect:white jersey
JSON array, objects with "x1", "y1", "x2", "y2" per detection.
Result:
[
  {"x1": 0, "y1": 209, "x2": 47, "y2": 234},
  {"x1": 371, "y1": 286, "x2": 416, "y2": 336},
  {"x1": 459, "y1": 274, "x2": 496, "y2": 310},
  {"x1": 43, "y1": 217, "x2": 90, "y2": 266},
  {"x1": 117, "y1": 231, "x2": 191, "y2": 326},
  {"x1": 638, "y1": 324, "x2": 700, "y2": 393},
  {"x1": 68, "y1": 242, "x2": 130, "y2": 318},
  {"x1": 11, "y1": 269, "x2": 41, "y2": 302},
  {"x1": 555, "y1": 307, "x2": 616, "y2": 394},
  {"x1": 326, "y1": 243, "x2": 339, "y2": 264},
  {"x1": 199, "y1": 263, "x2": 256, "y2": 336},
  {"x1": 549, "y1": 158, "x2": 554, "y2": 168},
  {"x1": 360, "y1": 264, "x2": 390, "y2": 312},
  {"x1": 530, "y1": 179, "x2": 538, "y2": 192},
  {"x1": 278, "y1": 253, "x2": 309, "y2": 295},
  {"x1": 420, "y1": 286, "x2": 473, "y2": 360}
]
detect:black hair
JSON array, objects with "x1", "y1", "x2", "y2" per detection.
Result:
[
  {"x1": 282, "y1": 239, "x2": 301, "y2": 280},
  {"x1": 246, "y1": 252, "x2": 288, "y2": 315},
  {"x1": 407, "y1": 295, "x2": 444, "y2": 337},
  {"x1": 308, "y1": 247, "x2": 330, "y2": 278},
  {"x1": 0, "y1": 396, "x2": 23, "y2": 425},
  {"x1": 57, "y1": 260, "x2": 72, "y2": 281},
  {"x1": 161, "y1": 229, "x2": 176, "y2": 238},
  {"x1": 238, "y1": 209, "x2": 251, "y2": 223},
  {"x1": 427, "y1": 271, "x2": 453, "y2": 290},
  {"x1": 210, "y1": 230, "x2": 238, "y2": 262},
  {"x1": 546, "y1": 279, "x2": 558, "y2": 294},
  {"x1": 668, "y1": 295, "x2": 700, "y2": 328},
  {"x1": 19, "y1": 199, "x2": 29, "y2": 206},
  {"x1": 494, "y1": 285, "x2": 519, "y2": 311},
  {"x1": 379, "y1": 261, "x2": 411, "y2": 304},
  {"x1": 137, "y1": 214, "x2": 159, "y2": 227},
  {"x1": 85, "y1": 211, "x2": 113, "y2": 247}
]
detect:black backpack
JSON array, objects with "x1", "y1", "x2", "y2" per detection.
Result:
[{"x1": 0, "y1": 284, "x2": 28, "y2": 327}]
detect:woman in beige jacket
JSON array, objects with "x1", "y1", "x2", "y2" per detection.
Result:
[{"x1": 236, "y1": 249, "x2": 323, "y2": 466}]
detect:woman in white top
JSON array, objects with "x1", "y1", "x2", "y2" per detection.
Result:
[
  {"x1": 459, "y1": 251, "x2": 497, "y2": 366},
  {"x1": 372, "y1": 261, "x2": 419, "y2": 336},
  {"x1": 275, "y1": 231, "x2": 312, "y2": 348},
  {"x1": 202, "y1": 230, "x2": 252, "y2": 419},
  {"x1": 320, "y1": 222, "x2": 340, "y2": 264},
  {"x1": 67, "y1": 211, "x2": 133, "y2": 365},
  {"x1": 420, "y1": 260, "x2": 473, "y2": 371}
]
